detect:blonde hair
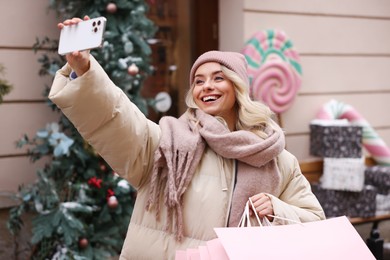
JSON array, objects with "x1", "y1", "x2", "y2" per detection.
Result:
[{"x1": 185, "y1": 65, "x2": 276, "y2": 138}]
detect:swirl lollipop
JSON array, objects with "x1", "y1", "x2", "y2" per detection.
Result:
[{"x1": 242, "y1": 29, "x2": 302, "y2": 113}]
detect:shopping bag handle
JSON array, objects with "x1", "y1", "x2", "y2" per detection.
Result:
[
  {"x1": 238, "y1": 199, "x2": 263, "y2": 227},
  {"x1": 238, "y1": 198, "x2": 304, "y2": 227},
  {"x1": 267, "y1": 214, "x2": 304, "y2": 225}
]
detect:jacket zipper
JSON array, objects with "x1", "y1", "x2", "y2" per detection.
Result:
[{"x1": 225, "y1": 159, "x2": 237, "y2": 226}]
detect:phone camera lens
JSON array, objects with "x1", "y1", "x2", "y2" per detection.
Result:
[
  {"x1": 98, "y1": 20, "x2": 101, "y2": 26},
  {"x1": 94, "y1": 27, "x2": 98, "y2": 33},
  {"x1": 93, "y1": 21, "x2": 96, "y2": 27}
]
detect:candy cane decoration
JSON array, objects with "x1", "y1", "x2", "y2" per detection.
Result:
[
  {"x1": 241, "y1": 29, "x2": 302, "y2": 114},
  {"x1": 316, "y1": 99, "x2": 390, "y2": 166}
]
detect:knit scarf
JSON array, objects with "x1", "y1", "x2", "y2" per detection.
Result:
[{"x1": 146, "y1": 109, "x2": 285, "y2": 241}]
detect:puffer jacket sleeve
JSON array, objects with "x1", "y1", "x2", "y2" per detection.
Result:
[
  {"x1": 48, "y1": 55, "x2": 161, "y2": 189},
  {"x1": 267, "y1": 150, "x2": 326, "y2": 225}
]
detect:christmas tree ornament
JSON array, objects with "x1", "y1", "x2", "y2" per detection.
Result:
[
  {"x1": 78, "y1": 238, "x2": 89, "y2": 249},
  {"x1": 169, "y1": 65, "x2": 177, "y2": 71},
  {"x1": 107, "y1": 195, "x2": 119, "y2": 208},
  {"x1": 100, "y1": 163, "x2": 107, "y2": 172},
  {"x1": 128, "y1": 63, "x2": 139, "y2": 75},
  {"x1": 106, "y1": 3, "x2": 117, "y2": 14},
  {"x1": 147, "y1": 38, "x2": 160, "y2": 44},
  {"x1": 154, "y1": 91, "x2": 172, "y2": 113}
]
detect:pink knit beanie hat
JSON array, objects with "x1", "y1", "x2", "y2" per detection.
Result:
[{"x1": 189, "y1": 50, "x2": 250, "y2": 87}]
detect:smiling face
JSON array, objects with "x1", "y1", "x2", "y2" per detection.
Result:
[{"x1": 192, "y1": 62, "x2": 237, "y2": 130}]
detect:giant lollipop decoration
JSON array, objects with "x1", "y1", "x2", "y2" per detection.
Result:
[
  {"x1": 316, "y1": 99, "x2": 390, "y2": 166},
  {"x1": 242, "y1": 29, "x2": 302, "y2": 114}
]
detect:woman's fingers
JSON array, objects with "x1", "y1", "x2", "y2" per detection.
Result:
[
  {"x1": 249, "y1": 193, "x2": 274, "y2": 218},
  {"x1": 58, "y1": 16, "x2": 88, "y2": 29}
]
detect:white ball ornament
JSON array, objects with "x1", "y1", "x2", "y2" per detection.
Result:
[
  {"x1": 127, "y1": 63, "x2": 139, "y2": 76},
  {"x1": 78, "y1": 238, "x2": 89, "y2": 249},
  {"x1": 106, "y1": 3, "x2": 117, "y2": 14},
  {"x1": 155, "y1": 92, "x2": 172, "y2": 113},
  {"x1": 107, "y1": 195, "x2": 119, "y2": 209}
]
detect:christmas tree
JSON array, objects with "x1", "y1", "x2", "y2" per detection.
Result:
[{"x1": 7, "y1": 0, "x2": 157, "y2": 259}]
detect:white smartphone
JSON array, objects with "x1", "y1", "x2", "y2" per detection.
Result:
[{"x1": 58, "y1": 17, "x2": 107, "y2": 55}]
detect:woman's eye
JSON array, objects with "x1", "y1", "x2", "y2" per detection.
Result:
[
  {"x1": 215, "y1": 76, "x2": 224, "y2": 81},
  {"x1": 195, "y1": 79, "x2": 204, "y2": 85}
]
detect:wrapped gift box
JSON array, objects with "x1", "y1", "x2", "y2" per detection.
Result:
[
  {"x1": 312, "y1": 184, "x2": 348, "y2": 217},
  {"x1": 320, "y1": 157, "x2": 365, "y2": 192},
  {"x1": 365, "y1": 165, "x2": 390, "y2": 195},
  {"x1": 312, "y1": 184, "x2": 376, "y2": 218},
  {"x1": 310, "y1": 119, "x2": 363, "y2": 158},
  {"x1": 347, "y1": 185, "x2": 377, "y2": 218},
  {"x1": 376, "y1": 193, "x2": 390, "y2": 215}
]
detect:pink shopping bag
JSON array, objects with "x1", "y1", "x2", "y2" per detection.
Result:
[
  {"x1": 175, "y1": 239, "x2": 228, "y2": 260},
  {"x1": 205, "y1": 238, "x2": 229, "y2": 259},
  {"x1": 198, "y1": 245, "x2": 211, "y2": 260},
  {"x1": 214, "y1": 216, "x2": 375, "y2": 260},
  {"x1": 186, "y1": 248, "x2": 201, "y2": 260},
  {"x1": 175, "y1": 250, "x2": 186, "y2": 260}
]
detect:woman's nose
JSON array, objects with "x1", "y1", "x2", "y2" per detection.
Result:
[{"x1": 203, "y1": 80, "x2": 214, "y2": 91}]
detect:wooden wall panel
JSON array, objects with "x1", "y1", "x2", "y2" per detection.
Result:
[
  {"x1": 0, "y1": 0, "x2": 58, "y2": 47},
  {"x1": 243, "y1": 13, "x2": 390, "y2": 54},
  {"x1": 0, "y1": 50, "x2": 54, "y2": 101},
  {"x1": 0, "y1": 157, "x2": 48, "y2": 193},
  {"x1": 0, "y1": 104, "x2": 60, "y2": 155},
  {"x1": 244, "y1": 0, "x2": 390, "y2": 17},
  {"x1": 300, "y1": 56, "x2": 390, "y2": 93}
]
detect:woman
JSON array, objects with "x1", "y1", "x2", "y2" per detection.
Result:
[{"x1": 50, "y1": 17, "x2": 325, "y2": 260}]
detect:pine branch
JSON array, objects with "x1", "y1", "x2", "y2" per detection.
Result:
[{"x1": 0, "y1": 64, "x2": 13, "y2": 103}]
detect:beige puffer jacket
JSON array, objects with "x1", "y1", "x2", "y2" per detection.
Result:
[{"x1": 49, "y1": 56, "x2": 325, "y2": 260}]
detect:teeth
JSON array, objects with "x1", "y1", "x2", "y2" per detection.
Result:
[{"x1": 203, "y1": 96, "x2": 218, "y2": 102}]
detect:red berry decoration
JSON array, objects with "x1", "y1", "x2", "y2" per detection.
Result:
[
  {"x1": 107, "y1": 195, "x2": 119, "y2": 209},
  {"x1": 106, "y1": 3, "x2": 117, "y2": 14},
  {"x1": 79, "y1": 238, "x2": 89, "y2": 249}
]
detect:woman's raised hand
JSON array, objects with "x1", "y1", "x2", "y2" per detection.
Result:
[{"x1": 57, "y1": 15, "x2": 91, "y2": 77}]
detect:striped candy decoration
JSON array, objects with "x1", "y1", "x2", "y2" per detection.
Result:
[
  {"x1": 316, "y1": 99, "x2": 390, "y2": 166},
  {"x1": 241, "y1": 29, "x2": 302, "y2": 114}
]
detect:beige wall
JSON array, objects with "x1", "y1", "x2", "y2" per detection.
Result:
[
  {"x1": 0, "y1": 0, "x2": 59, "y2": 198},
  {"x1": 219, "y1": 0, "x2": 390, "y2": 162}
]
